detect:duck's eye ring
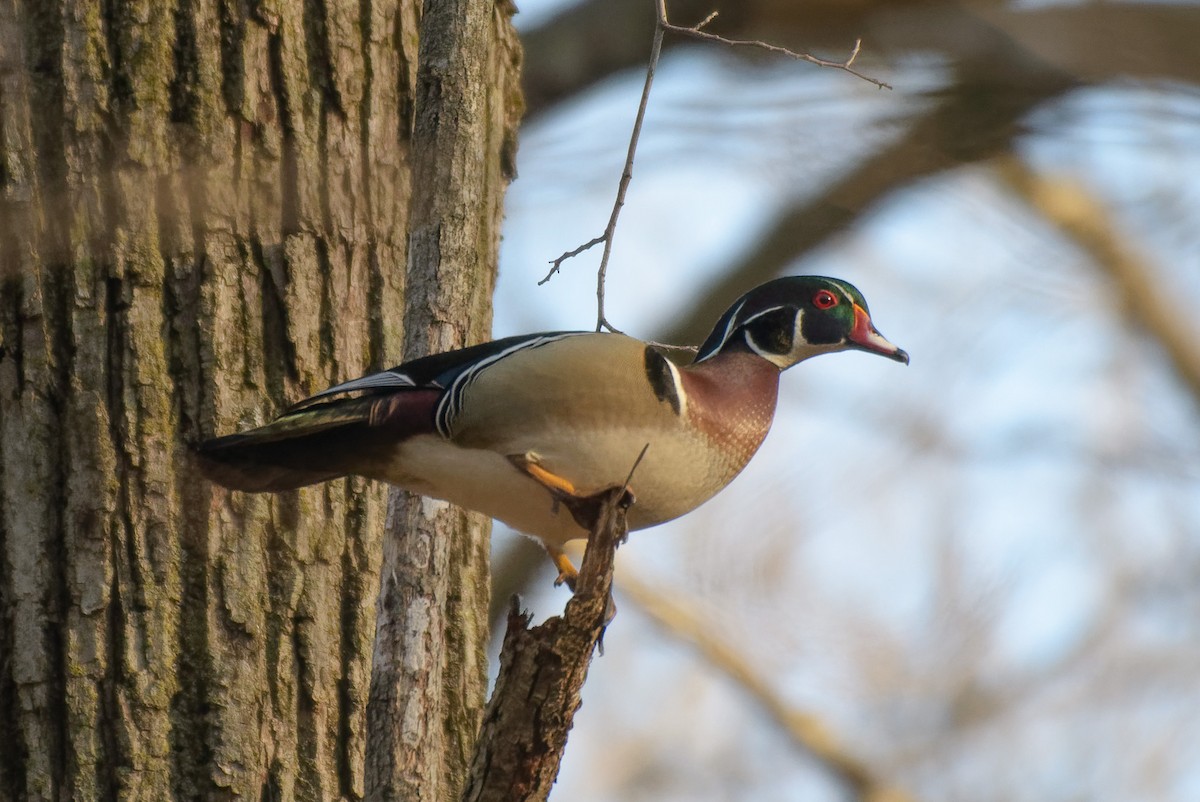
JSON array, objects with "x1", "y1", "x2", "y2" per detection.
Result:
[{"x1": 813, "y1": 290, "x2": 837, "y2": 310}]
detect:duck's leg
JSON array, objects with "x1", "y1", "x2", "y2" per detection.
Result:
[
  {"x1": 508, "y1": 453, "x2": 579, "y2": 496},
  {"x1": 544, "y1": 544, "x2": 579, "y2": 591},
  {"x1": 508, "y1": 453, "x2": 625, "y2": 622},
  {"x1": 507, "y1": 452, "x2": 636, "y2": 533}
]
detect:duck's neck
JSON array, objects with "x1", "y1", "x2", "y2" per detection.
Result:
[{"x1": 679, "y1": 350, "x2": 781, "y2": 461}]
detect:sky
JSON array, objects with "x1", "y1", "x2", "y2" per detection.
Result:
[{"x1": 487, "y1": 3, "x2": 1200, "y2": 800}]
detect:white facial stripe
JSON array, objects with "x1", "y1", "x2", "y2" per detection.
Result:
[
  {"x1": 696, "y1": 298, "x2": 747, "y2": 363},
  {"x1": 743, "y1": 329, "x2": 792, "y2": 369},
  {"x1": 826, "y1": 279, "x2": 859, "y2": 308},
  {"x1": 738, "y1": 305, "x2": 789, "y2": 326},
  {"x1": 702, "y1": 302, "x2": 801, "y2": 367}
]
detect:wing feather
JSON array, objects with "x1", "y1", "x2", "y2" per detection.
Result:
[{"x1": 286, "y1": 331, "x2": 586, "y2": 414}]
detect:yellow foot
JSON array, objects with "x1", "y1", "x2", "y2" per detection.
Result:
[
  {"x1": 543, "y1": 544, "x2": 616, "y2": 624},
  {"x1": 507, "y1": 452, "x2": 578, "y2": 496},
  {"x1": 509, "y1": 449, "x2": 636, "y2": 533},
  {"x1": 545, "y1": 545, "x2": 579, "y2": 592}
]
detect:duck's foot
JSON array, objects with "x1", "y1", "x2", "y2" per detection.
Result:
[
  {"x1": 545, "y1": 545, "x2": 579, "y2": 592},
  {"x1": 508, "y1": 452, "x2": 636, "y2": 534},
  {"x1": 507, "y1": 452, "x2": 578, "y2": 496},
  {"x1": 509, "y1": 454, "x2": 629, "y2": 626}
]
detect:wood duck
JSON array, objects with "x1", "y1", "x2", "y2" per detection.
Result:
[{"x1": 196, "y1": 276, "x2": 907, "y2": 587}]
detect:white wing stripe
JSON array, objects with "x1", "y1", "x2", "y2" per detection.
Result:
[
  {"x1": 434, "y1": 332, "x2": 591, "y2": 438},
  {"x1": 300, "y1": 370, "x2": 418, "y2": 404}
]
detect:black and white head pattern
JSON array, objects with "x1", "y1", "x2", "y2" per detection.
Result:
[{"x1": 693, "y1": 276, "x2": 871, "y2": 367}]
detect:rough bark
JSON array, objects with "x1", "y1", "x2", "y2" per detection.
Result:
[
  {"x1": 462, "y1": 488, "x2": 629, "y2": 802},
  {"x1": 0, "y1": 0, "x2": 517, "y2": 799},
  {"x1": 365, "y1": 1, "x2": 521, "y2": 801}
]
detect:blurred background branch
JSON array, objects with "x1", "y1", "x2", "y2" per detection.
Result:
[
  {"x1": 618, "y1": 568, "x2": 917, "y2": 802},
  {"x1": 995, "y1": 155, "x2": 1200, "y2": 404}
]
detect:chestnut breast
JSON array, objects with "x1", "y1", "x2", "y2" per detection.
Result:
[{"x1": 678, "y1": 350, "x2": 780, "y2": 488}]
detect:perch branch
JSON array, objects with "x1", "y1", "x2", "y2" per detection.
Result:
[
  {"x1": 461, "y1": 485, "x2": 633, "y2": 802},
  {"x1": 540, "y1": 0, "x2": 891, "y2": 335}
]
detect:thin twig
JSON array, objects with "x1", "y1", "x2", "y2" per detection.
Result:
[
  {"x1": 623, "y1": 443, "x2": 651, "y2": 496},
  {"x1": 541, "y1": 236, "x2": 606, "y2": 285},
  {"x1": 693, "y1": 10, "x2": 719, "y2": 31},
  {"x1": 594, "y1": 21, "x2": 665, "y2": 333},
  {"x1": 662, "y1": 11, "x2": 891, "y2": 91},
  {"x1": 647, "y1": 341, "x2": 699, "y2": 353},
  {"x1": 536, "y1": 22, "x2": 663, "y2": 333},
  {"x1": 540, "y1": 0, "x2": 892, "y2": 333}
]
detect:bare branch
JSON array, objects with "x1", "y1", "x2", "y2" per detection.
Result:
[
  {"x1": 660, "y1": 12, "x2": 891, "y2": 90},
  {"x1": 540, "y1": 0, "x2": 891, "y2": 334},
  {"x1": 655, "y1": 2, "x2": 891, "y2": 90},
  {"x1": 994, "y1": 155, "x2": 1200, "y2": 406},
  {"x1": 540, "y1": 236, "x2": 606, "y2": 285},
  {"x1": 537, "y1": 20, "x2": 662, "y2": 333},
  {"x1": 693, "y1": 10, "x2": 719, "y2": 32},
  {"x1": 462, "y1": 486, "x2": 633, "y2": 801}
]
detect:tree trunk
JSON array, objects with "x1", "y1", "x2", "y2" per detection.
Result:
[
  {"x1": 366, "y1": 1, "x2": 520, "y2": 801},
  {"x1": 0, "y1": 0, "x2": 519, "y2": 799}
]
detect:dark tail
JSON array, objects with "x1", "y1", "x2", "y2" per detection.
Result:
[
  {"x1": 193, "y1": 431, "x2": 354, "y2": 492},
  {"x1": 195, "y1": 389, "x2": 441, "y2": 493},
  {"x1": 193, "y1": 397, "x2": 383, "y2": 492}
]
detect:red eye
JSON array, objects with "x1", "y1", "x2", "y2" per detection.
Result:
[{"x1": 813, "y1": 290, "x2": 837, "y2": 310}]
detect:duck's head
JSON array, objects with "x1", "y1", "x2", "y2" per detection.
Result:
[{"x1": 694, "y1": 276, "x2": 909, "y2": 369}]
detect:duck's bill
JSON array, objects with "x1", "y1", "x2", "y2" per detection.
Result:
[{"x1": 850, "y1": 304, "x2": 910, "y2": 365}]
